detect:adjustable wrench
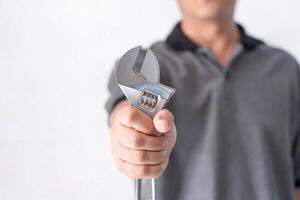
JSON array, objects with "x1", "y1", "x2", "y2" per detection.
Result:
[{"x1": 115, "y1": 46, "x2": 175, "y2": 200}]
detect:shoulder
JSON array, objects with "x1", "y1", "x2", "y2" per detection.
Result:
[{"x1": 255, "y1": 44, "x2": 299, "y2": 69}]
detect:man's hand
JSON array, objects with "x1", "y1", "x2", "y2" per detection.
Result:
[{"x1": 109, "y1": 101, "x2": 177, "y2": 179}]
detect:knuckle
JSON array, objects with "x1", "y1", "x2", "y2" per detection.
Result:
[
  {"x1": 125, "y1": 107, "x2": 138, "y2": 124},
  {"x1": 115, "y1": 108, "x2": 124, "y2": 122},
  {"x1": 132, "y1": 134, "x2": 144, "y2": 148},
  {"x1": 120, "y1": 104, "x2": 131, "y2": 114},
  {"x1": 137, "y1": 151, "x2": 147, "y2": 163}
]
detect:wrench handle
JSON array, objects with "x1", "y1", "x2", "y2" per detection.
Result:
[{"x1": 135, "y1": 178, "x2": 155, "y2": 200}]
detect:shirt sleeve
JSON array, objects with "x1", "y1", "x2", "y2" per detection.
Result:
[
  {"x1": 292, "y1": 60, "x2": 300, "y2": 188},
  {"x1": 104, "y1": 60, "x2": 126, "y2": 116}
]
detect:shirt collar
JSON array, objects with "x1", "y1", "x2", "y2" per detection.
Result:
[{"x1": 166, "y1": 22, "x2": 264, "y2": 52}]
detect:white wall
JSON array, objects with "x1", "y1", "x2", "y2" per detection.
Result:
[{"x1": 0, "y1": 0, "x2": 299, "y2": 200}]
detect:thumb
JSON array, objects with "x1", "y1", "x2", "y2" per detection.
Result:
[{"x1": 153, "y1": 109, "x2": 174, "y2": 134}]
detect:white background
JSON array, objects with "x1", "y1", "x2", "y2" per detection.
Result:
[{"x1": 0, "y1": 0, "x2": 299, "y2": 200}]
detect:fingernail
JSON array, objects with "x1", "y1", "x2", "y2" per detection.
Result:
[{"x1": 159, "y1": 119, "x2": 170, "y2": 131}]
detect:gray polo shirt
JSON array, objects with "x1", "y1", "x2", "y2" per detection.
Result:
[{"x1": 105, "y1": 23, "x2": 300, "y2": 200}]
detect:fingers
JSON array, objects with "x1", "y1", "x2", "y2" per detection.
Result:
[
  {"x1": 109, "y1": 106, "x2": 176, "y2": 179},
  {"x1": 111, "y1": 137, "x2": 168, "y2": 165},
  {"x1": 110, "y1": 124, "x2": 167, "y2": 151},
  {"x1": 114, "y1": 157, "x2": 169, "y2": 179},
  {"x1": 117, "y1": 105, "x2": 157, "y2": 135},
  {"x1": 153, "y1": 109, "x2": 174, "y2": 134}
]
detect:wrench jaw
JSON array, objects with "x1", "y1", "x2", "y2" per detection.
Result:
[{"x1": 115, "y1": 46, "x2": 159, "y2": 88}]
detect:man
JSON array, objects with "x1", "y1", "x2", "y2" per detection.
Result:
[{"x1": 105, "y1": 0, "x2": 300, "y2": 199}]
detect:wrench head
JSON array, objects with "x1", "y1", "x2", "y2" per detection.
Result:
[
  {"x1": 115, "y1": 46, "x2": 175, "y2": 118},
  {"x1": 116, "y1": 46, "x2": 160, "y2": 87}
]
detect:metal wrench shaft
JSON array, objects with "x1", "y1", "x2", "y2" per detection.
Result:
[{"x1": 136, "y1": 179, "x2": 155, "y2": 200}]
